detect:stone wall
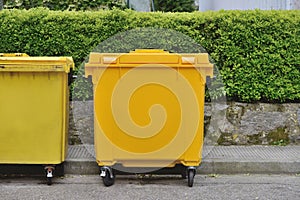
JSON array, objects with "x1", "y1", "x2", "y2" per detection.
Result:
[
  {"x1": 205, "y1": 102, "x2": 300, "y2": 145},
  {"x1": 69, "y1": 101, "x2": 94, "y2": 145},
  {"x1": 69, "y1": 101, "x2": 300, "y2": 146}
]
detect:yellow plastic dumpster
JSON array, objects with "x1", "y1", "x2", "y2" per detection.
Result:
[
  {"x1": 85, "y1": 49, "x2": 213, "y2": 187},
  {"x1": 0, "y1": 53, "x2": 74, "y2": 185}
]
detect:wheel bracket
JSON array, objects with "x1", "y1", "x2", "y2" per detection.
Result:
[{"x1": 100, "y1": 166, "x2": 114, "y2": 179}]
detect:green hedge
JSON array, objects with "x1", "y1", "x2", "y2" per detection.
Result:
[
  {"x1": 0, "y1": 8, "x2": 299, "y2": 102},
  {"x1": 3, "y1": 0, "x2": 126, "y2": 10}
]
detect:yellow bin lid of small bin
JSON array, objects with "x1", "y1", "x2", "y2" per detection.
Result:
[{"x1": 0, "y1": 53, "x2": 74, "y2": 72}]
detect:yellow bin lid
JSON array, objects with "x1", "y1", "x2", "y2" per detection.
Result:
[
  {"x1": 0, "y1": 53, "x2": 74, "y2": 73},
  {"x1": 85, "y1": 49, "x2": 213, "y2": 78}
]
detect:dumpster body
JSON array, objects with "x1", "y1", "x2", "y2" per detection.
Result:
[
  {"x1": 0, "y1": 54, "x2": 74, "y2": 184},
  {"x1": 85, "y1": 49, "x2": 213, "y2": 187}
]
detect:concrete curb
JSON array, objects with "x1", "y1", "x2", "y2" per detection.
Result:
[
  {"x1": 65, "y1": 145, "x2": 300, "y2": 175},
  {"x1": 198, "y1": 160, "x2": 300, "y2": 174}
]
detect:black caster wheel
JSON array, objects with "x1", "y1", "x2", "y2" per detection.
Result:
[
  {"x1": 45, "y1": 166, "x2": 55, "y2": 186},
  {"x1": 101, "y1": 167, "x2": 115, "y2": 187},
  {"x1": 187, "y1": 169, "x2": 195, "y2": 187},
  {"x1": 47, "y1": 177, "x2": 52, "y2": 186}
]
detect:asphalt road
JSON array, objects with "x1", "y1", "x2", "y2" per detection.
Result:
[{"x1": 0, "y1": 174, "x2": 299, "y2": 200}]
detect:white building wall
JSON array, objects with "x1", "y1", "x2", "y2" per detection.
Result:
[
  {"x1": 199, "y1": 0, "x2": 296, "y2": 11},
  {"x1": 129, "y1": 0, "x2": 151, "y2": 12}
]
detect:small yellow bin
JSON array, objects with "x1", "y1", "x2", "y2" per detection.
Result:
[
  {"x1": 0, "y1": 53, "x2": 74, "y2": 184},
  {"x1": 85, "y1": 49, "x2": 213, "y2": 187}
]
